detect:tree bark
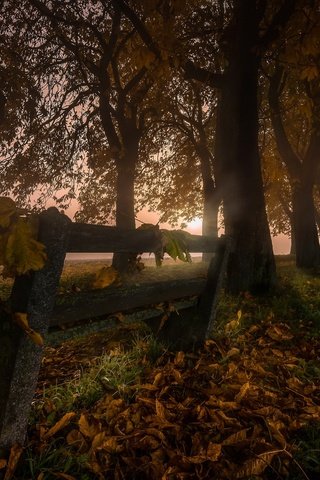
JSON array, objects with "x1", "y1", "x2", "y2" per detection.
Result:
[
  {"x1": 268, "y1": 65, "x2": 320, "y2": 268},
  {"x1": 112, "y1": 130, "x2": 139, "y2": 272},
  {"x1": 292, "y1": 183, "x2": 319, "y2": 267},
  {"x1": 215, "y1": 0, "x2": 276, "y2": 293},
  {"x1": 195, "y1": 143, "x2": 220, "y2": 261}
]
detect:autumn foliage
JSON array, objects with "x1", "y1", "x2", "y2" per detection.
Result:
[{"x1": 4, "y1": 303, "x2": 319, "y2": 479}]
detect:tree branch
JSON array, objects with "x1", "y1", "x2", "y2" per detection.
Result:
[
  {"x1": 184, "y1": 61, "x2": 224, "y2": 89},
  {"x1": 268, "y1": 65, "x2": 302, "y2": 180},
  {"x1": 259, "y1": 0, "x2": 298, "y2": 49}
]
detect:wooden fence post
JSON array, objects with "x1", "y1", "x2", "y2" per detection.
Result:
[
  {"x1": 0, "y1": 208, "x2": 71, "y2": 450},
  {"x1": 197, "y1": 236, "x2": 233, "y2": 338}
]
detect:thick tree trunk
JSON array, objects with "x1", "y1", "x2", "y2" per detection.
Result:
[
  {"x1": 112, "y1": 138, "x2": 138, "y2": 273},
  {"x1": 292, "y1": 183, "x2": 319, "y2": 267},
  {"x1": 215, "y1": 1, "x2": 276, "y2": 293}
]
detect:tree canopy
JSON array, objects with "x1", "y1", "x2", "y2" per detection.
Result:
[{"x1": 1, "y1": 0, "x2": 320, "y2": 289}]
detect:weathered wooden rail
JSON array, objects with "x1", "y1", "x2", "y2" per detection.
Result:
[{"x1": 0, "y1": 208, "x2": 232, "y2": 450}]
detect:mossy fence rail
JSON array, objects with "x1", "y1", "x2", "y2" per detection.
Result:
[{"x1": 0, "y1": 207, "x2": 231, "y2": 451}]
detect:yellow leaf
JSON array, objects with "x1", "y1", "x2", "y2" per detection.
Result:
[
  {"x1": 27, "y1": 329, "x2": 44, "y2": 346},
  {"x1": 91, "y1": 432, "x2": 106, "y2": 450},
  {"x1": 43, "y1": 412, "x2": 76, "y2": 439},
  {"x1": 0, "y1": 197, "x2": 16, "y2": 229},
  {"x1": 13, "y1": 312, "x2": 44, "y2": 346},
  {"x1": 92, "y1": 266, "x2": 118, "y2": 289},
  {"x1": 78, "y1": 413, "x2": 100, "y2": 439},
  {"x1": 4, "y1": 218, "x2": 46, "y2": 277},
  {"x1": 13, "y1": 312, "x2": 29, "y2": 330}
]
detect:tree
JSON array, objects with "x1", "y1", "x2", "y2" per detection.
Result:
[
  {"x1": 268, "y1": 63, "x2": 320, "y2": 268},
  {"x1": 121, "y1": 0, "x2": 302, "y2": 292},
  {"x1": 0, "y1": 0, "x2": 170, "y2": 271},
  {"x1": 135, "y1": 76, "x2": 220, "y2": 260}
]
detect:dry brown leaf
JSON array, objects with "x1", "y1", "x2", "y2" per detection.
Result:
[
  {"x1": 92, "y1": 266, "x2": 118, "y2": 289},
  {"x1": 66, "y1": 429, "x2": 86, "y2": 448},
  {"x1": 43, "y1": 412, "x2": 76, "y2": 439},
  {"x1": 206, "y1": 442, "x2": 222, "y2": 462},
  {"x1": 153, "y1": 372, "x2": 163, "y2": 386},
  {"x1": 91, "y1": 432, "x2": 106, "y2": 450},
  {"x1": 0, "y1": 460, "x2": 7, "y2": 470},
  {"x1": 235, "y1": 382, "x2": 250, "y2": 402},
  {"x1": 302, "y1": 406, "x2": 320, "y2": 417},
  {"x1": 235, "y1": 451, "x2": 277, "y2": 478},
  {"x1": 156, "y1": 399, "x2": 167, "y2": 420},
  {"x1": 157, "y1": 313, "x2": 169, "y2": 333},
  {"x1": 4, "y1": 444, "x2": 23, "y2": 480},
  {"x1": 266, "y1": 325, "x2": 293, "y2": 341},
  {"x1": 223, "y1": 429, "x2": 249, "y2": 446},
  {"x1": 174, "y1": 351, "x2": 185, "y2": 366},
  {"x1": 53, "y1": 473, "x2": 77, "y2": 480},
  {"x1": 102, "y1": 437, "x2": 120, "y2": 453},
  {"x1": 226, "y1": 347, "x2": 240, "y2": 358},
  {"x1": 172, "y1": 368, "x2": 182, "y2": 382},
  {"x1": 78, "y1": 414, "x2": 100, "y2": 439}
]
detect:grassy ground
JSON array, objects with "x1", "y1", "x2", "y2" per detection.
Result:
[{"x1": 1, "y1": 256, "x2": 320, "y2": 479}]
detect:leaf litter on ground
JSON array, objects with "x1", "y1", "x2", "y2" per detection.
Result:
[{"x1": 3, "y1": 260, "x2": 320, "y2": 480}]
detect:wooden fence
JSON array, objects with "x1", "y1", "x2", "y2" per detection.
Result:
[{"x1": 0, "y1": 207, "x2": 232, "y2": 450}]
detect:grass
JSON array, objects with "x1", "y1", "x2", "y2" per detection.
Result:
[
  {"x1": 4, "y1": 256, "x2": 320, "y2": 478},
  {"x1": 34, "y1": 333, "x2": 165, "y2": 422}
]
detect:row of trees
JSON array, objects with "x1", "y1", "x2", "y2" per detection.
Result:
[{"x1": 1, "y1": 0, "x2": 320, "y2": 292}]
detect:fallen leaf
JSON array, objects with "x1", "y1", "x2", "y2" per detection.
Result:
[
  {"x1": 92, "y1": 266, "x2": 118, "y2": 289},
  {"x1": 236, "y1": 451, "x2": 277, "y2": 478},
  {"x1": 4, "y1": 444, "x2": 23, "y2": 480},
  {"x1": 223, "y1": 429, "x2": 248, "y2": 446},
  {"x1": 235, "y1": 382, "x2": 250, "y2": 402},
  {"x1": 78, "y1": 413, "x2": 100, "y2": 439},
  {"x1": 53, "y1": 474, "x2": 77, "y2": 480},
  {"x1": 43, "y1": 412, "x2": 76, "y2": 439},
  {"x1": 206, "y1": 442, "x2": 222, "y2": 461}
]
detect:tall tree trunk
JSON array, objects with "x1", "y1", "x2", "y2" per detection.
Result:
[
  {"x1": 215, "y1": 1, "x2": 276, "y2": 293},
  {"x1": 112, "y1": 134, "x2": 138, "y2": 272},
  {"x1": 269, "y1": 65, "x2": 320, "y2": 268},
  {"x1": 289, "y1": 219, "x2": 296, "y2": 255},
  {"x1": 196, "y1": 143, "x2": 220, "y2": 261},
  {"x1": 292, "y1": 183, "x2": 319, "y2": 267}
]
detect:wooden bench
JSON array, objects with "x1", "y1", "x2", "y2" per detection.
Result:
[{"x1": 0, "y1": 208, "x2": 232, "y2": 449}]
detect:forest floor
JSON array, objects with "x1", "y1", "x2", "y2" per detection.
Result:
[{"x1": 2, "y1": 256, "x2": 320, "y2": 479}]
